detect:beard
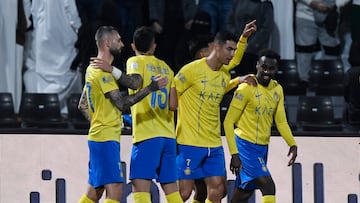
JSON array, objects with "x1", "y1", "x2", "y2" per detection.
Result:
[
  {"x1": 110, "y1": 47, "x2": 122, "y2": 57},
  {"x1": 257, "y1": 73, "x2": 274, "y2": 86}
]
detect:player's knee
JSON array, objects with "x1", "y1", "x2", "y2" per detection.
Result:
[
  {"x1": 255, "y1": 176, "x2": 276, "y2": 195},
  {"x1": 259, "y1": 181, "x2": 276, "y2": 196},
  {"x1": 231, "y1": 194, "x2": 251, "y2": 203},
  {"x1": 179, "y1": 188, "x2": 193, "y2": 201},
  {"x1": 231, "y1": 187, "x2": 254, "y2": 203},
  {"x1": 208, "y1": 183, "x2": 226, "y2": 199},
  {"x1": 222, "y1": 184, "x2": 228, "y2": 198},
  {"x1": 261, "y1": 184, "x2": 276, "y2": 196}
]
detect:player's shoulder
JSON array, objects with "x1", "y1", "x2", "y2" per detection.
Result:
[
  {"x1": 235, "y1": 82, "x2": 254, "y2": 94},
  {"x1": 179, "y1": 58, "x2": 205, "y2": 73},
  {"x1": 270, "y1": 79, "x2": 283, "y2": 89}
]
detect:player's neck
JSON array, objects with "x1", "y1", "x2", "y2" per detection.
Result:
[
  {"x1": 97, "y1": 52, "x2": 114, "y2": 64},
  {"x1": 206, "y1": 53, "x2": 222, "y2": 71}
]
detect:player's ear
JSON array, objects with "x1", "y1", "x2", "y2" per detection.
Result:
[
  {"x1": 131, "y1": 43, "x2": 136, "y2": 52},
  {"x1": 256, "y1": 61, "x2": 261, "y2": 71},
  {"x1": 214, "y1": 43, "x2": 220, "y2": 52},
  {"x1": 104, "y1": 35, "x2": 112, "y2": 48}
]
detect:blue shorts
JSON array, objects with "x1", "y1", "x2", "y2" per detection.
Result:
[
  {"x1": 129, "y1": 137, "x2": 177, "y2": 183},
  {"x1": 88, "y1": 140, "x2": 124, "y2": 188},
  {"x1": 177, "y1": 145, "x2": 226, "y2": 180},
  {"x1": 235, "y1": 137, "x2": 271, "y2": 190}
]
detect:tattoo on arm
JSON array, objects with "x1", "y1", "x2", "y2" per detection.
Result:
[
  {"x1": 118, "y1": 73, "x2": 142, "y2": 90},
  {"x1": 78, "y1": 90, "x2": 91, "y2": 121},
  {"x1": 107, "y1": 86, "x2": 152, "y2": 111}
]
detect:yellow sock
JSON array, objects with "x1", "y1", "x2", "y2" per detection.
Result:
[
  {"x1": 205, "y1": 199, "x2": 213, "y2": 203},
  {"x1": 133, "y1": 192, "x2": 151, "y2": 203},
  {"x1": 192, "y1": 200, "x2": 202, "y2": 203},
  {"x1": 262, "y1": 195, "x2": 276, "y2": 203},
  {"x1": 77, "y1": 194, "x2": 95, "y2": 203},
  {"x1": 165, "y1": 191, "x2": 183, "y2": 203},
  {"x1": 104, "y1": 199, "x2": 119, "y2": 203}
]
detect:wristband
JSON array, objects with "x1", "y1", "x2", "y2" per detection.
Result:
[{"x1": 112, "y1": 67, "x2": 122, "y2": 80}]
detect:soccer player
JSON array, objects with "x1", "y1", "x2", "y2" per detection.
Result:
[
  {"x1": 186, "y1": 30, "x2": 257, "y2": 203},
  {"x1": 174, "y1": 21, "x2": 257, "y2": 203},
  {"x1": 123, "y1": 26, "x2": 183, "y2": 203},
  {"x1": 223, "y1": 49, "x2": 298, "y2": 203},
  {"x1": 77, "y1": 26, "x2": 167, "y2": 203}
]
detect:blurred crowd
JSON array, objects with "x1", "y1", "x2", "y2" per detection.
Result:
[{"x1": 0, "y1": 0, "x2": 359, "y2": 122}]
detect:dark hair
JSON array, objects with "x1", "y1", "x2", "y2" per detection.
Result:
[
  {"x1": 258, "y1": 49, "x2": 280, "y2": 63},
  {"x1": 189, "y1": 35, "x2": 214, "y2": 58},
  {"x1": 213, "y1": 30, "x2": 237, "y2": 45},
  {"x1": 133, "y1": 26, "x2": 155, "y2": 53},
  {"x1": 95, "y1": 26, "x2": 117, "y2": 42}
]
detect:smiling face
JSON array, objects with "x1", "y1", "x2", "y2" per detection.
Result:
[{"x1": 256, "y1": 56, "x2": 278, "y2": 86}]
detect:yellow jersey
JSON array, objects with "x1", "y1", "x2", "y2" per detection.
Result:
[
  {"x1": 85, "y1": 67, "x2": 122, "y2": 142},
  {"x1": 127, "y1": 55, "x2": 175, "y2": 143},
  {"x1": 174, "y1": 36, "x2": 248, "y2": 147},
  {"x1": 226, "y1": 80, "x2": 297, "y2": 154}
]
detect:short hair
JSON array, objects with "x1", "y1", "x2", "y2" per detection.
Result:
[
  {"x1": 95, "y1": 26, "x2": 118, "y2": 41},
  {"x1": 95, "y1": 26, "x2": 118, "y2": 46},
  {"x1": 189, "y1": 35, "x2": 214, "y2": 58},
  {"x1": 213, "y1": 31, "x2": 237, "y2": 45},
  {"x1": 258, "y1": 49, "x2": 281, "y2": 64},
  {"x1": 133, "y1": 26, "x2": 155, "y2": 53}
]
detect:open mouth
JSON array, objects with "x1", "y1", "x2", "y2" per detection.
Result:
[{"x1": 263, "y1": 75, "x2": 270, "y2": 80}]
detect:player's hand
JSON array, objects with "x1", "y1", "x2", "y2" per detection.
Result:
[
  {"x1": 230, "y1": 154, "x2": 242, "y2": 176},
  {"x1": 90, "y1": 57, "x2": 113, "y2": 73},
  {"x1": 287, "y1": 145, "x2": 298, "y2": 166},
  {"x1": 242, "y1": 20, "x2": 257, "y2": 38},
  {"x1": 149, "y1": 75, "x2": 168, "y2": 91},
  {"x1": 239, "y1": 74, "x2": 257, "y2": 87}
]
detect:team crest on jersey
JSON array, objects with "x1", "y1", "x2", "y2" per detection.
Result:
[
  {"x1": 129, "y1": 61, "x2": 139, "y2": 70},
  {"x1": 184, "y1": 167, "x2": 191, "y2": 175},
  {"x1": 102, "y1": 75, "x2": 113, "y2": 83},
  {"x1": 273, "y1": 92, "x2": 279, "y2": 102}
]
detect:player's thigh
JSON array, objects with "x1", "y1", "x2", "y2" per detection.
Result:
[
  {"x1": 132, "y1": 179, "x2": 152, "y2": 193},
  {"x1": 204, "y1": 175, "x2": 226, "y2": 191},
  {"x1": 104, "y1": 183, "x2": 123, "y2": 200}
]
